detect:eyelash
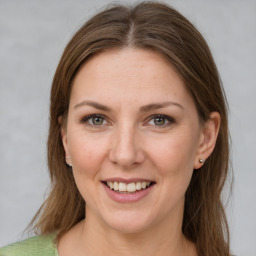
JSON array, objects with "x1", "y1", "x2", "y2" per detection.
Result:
[
  {"x1": 80, "y1": 114, "x2": 175, "y2": 128},
  {"x1": 146, "y1": 114, "x2": 175, "y2": 128},
  {"x1": 80, "y1": 114, "x2": 108, "y2": 127}
]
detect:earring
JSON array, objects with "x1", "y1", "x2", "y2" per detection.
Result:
[
  {"x1": 199, "y1": 158, "x2": 205, "y2": 164},
  {"x1": 66, "y1": 162, "x2": 72, "y2": 167},
  {"x1": 65, "y1": 156, "x2": 72, "y2": 167}
]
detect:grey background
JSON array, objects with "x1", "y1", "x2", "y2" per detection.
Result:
[{"x1": 0, "y1": 0, "x2": 255, "y2": 255}]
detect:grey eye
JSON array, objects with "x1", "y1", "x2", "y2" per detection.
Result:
[
  {"x1": 153, "y1": 116, "x2": 166, "y2": 126},
  {"x1": 91, "y1": 116, "x2": 104, "y2": 125},
  {"x1": 80, "y1": 114, "x2": 108, "y2": 127}
]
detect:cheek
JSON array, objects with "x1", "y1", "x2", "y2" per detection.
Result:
[
  {"x1": 149, "y1": 133, "x2": 199, "y2": 208},
  {"x1": 68, "y1": 134, "x2": 110, "y2": 204},
  {"x1": 147, "y1": 132, "x2": 198, "y2": 176},
  {"x1": 68, "y1": 133, "x2": 109, "y2": 176}
]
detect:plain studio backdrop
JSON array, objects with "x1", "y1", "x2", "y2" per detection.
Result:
[{"x1": 0, "y1": 0, "x2": 255, "y2": 255}]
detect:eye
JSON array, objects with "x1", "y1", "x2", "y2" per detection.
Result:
[
  {"x1": 147, "y1": 115, "x2": 175, "y2": 127},
  {"x1": 81, "y1": 114, "x2": 108, "y2": 127},
  {"x1": 153, "y1": 116, "x2": 166, "y2": 126},
  {"x1": 90, "y1": 116, "x2": 105, "y2": 125}
]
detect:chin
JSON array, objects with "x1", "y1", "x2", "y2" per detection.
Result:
[
  {"x1": 101, "y1": 210, "x2": 155, "y2": 234},
  {"x1": 107, "y1": 221, "x2": 150, "y2": 234}
]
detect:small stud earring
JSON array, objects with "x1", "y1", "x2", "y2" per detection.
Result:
[
  {"x1": 66, "y1": 162, "x2": 72, "y2": 167},
  {"x1": 199, "y1": 158, "x2": 205, "y2": 164},
  {"x1": 65, "y1": 156, "x2": 72, "y2": 167}
]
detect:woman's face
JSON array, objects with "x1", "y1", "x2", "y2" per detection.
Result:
[{"x1": 62, "y1": 48, "x2": 207, "y2": 233}]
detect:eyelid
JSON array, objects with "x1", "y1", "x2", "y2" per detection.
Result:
[
  {"x1": 145, "y1": 114, "x2": 175, "y2": 127},
  {"x1": 80, "y1": 114, "x2": 109, "y2": 126},
  {"x1": 79, "y1": 113, "x2": 175, "y2": 128}
]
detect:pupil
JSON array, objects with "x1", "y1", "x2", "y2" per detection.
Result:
[
  {"x1": 154, "y1": 117, "x2": 165, "y2": 125},
  {"x1": 93, "y1": 117, "x2": 103, "y2": 125}
]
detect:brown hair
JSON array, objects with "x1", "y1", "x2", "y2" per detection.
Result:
[{"x1": 30, "y1": 2, "x2": 231, "y2": 255}]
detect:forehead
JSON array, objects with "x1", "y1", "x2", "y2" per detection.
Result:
[{"x1": 70, "y1": 48, "x2": 194, "y2": 109}]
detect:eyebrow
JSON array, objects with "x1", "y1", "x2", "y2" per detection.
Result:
[
  {"x1": 74, "y1": 100, "x2": 111, "y2": 111},
  {"x1": 139, "y1": 102, "x2": 184, "y2": 112},
  {"x1": 74, "y1": 100, "x2": 183, "y2": 112}
]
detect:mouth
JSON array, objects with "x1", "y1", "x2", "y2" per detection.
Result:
[{"x1": 102, "y1": 180, "x2": 155, "y2": 193}]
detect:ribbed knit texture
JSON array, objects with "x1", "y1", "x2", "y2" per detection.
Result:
[{"x1": 0, "y1": 233, "x2": 58, "y2": 256}]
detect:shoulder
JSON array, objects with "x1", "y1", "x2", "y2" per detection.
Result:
[{"x1": 0, "y1": 233, "x2": 58, "y2": 256}]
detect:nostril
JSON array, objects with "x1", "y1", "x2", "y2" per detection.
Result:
[
  {"x1": 109, "y1": 149, "x2": 145, "y2": 167},
  {"x1": 108, "y1": 133, "x2": 145, "y2": 167}
]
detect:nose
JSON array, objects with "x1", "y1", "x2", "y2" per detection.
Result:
[{"x1": 109, "y1": 124, "x2": 145, "y2": 168}]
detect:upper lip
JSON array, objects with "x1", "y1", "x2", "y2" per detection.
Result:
[{"x1": 102, "y1": 177, "x2": 155, "y2": 184}]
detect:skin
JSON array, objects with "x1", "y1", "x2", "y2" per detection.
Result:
[{"x1": 59, "y1": 48, "x2": 220, "y2": 256}]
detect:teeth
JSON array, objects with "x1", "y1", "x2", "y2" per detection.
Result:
[
  {"x1": 106, "y1": 181, "x2": 152, "y2": 193},
  {"x1": 114, "y1": 181, "x2": 119, "y2": 191},
  {"x1": 127, "y1": 182, "x2": 136, "y2": 192},
  {"x1": 136, "y1": 182, "x2": 141, "y2": 190},
  {"x1": 141, "y1": 182, "x2": 146, "y2": 189},
  {"x1": 119, "y1": 182, "x2": 127, "y2": 192},
  {"x1": 107, "y1": 181, "x2": 114, "y2": 189}
]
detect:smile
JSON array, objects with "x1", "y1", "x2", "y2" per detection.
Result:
[
  {"x1": 102, "y1": 179, "x2": 155, "y2": 203},
  {"x1": 105, "y1": 181, "x2": 152, "y2": 193}
]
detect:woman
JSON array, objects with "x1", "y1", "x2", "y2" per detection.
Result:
[{"x1": 0, "y1": 1, "x2": 231, "y2": 256}]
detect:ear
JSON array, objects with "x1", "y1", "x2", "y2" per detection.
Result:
[
  {"x1": 59, "y1": 116, "x2": 71, "y2": 164},
  {"x1": 194, "y1": 112, "x2": 221, "y2": 169}
]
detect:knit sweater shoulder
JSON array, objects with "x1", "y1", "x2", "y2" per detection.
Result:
[{"x1": 0, "y1": 233, "x2": 58, "y2": 256}]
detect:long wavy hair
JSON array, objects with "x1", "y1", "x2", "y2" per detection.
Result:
[{"x1": 30, "y1": 2, "x2": 231, "y2": 255}]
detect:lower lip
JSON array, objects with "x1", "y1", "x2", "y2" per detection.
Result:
[{"x1": 102, "y1": 182, "x2": 155, "y2": 203}]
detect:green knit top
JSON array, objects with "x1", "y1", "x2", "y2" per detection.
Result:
[{"x1": 0, "y1": 233, "x2": 58, "y2": 256}]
